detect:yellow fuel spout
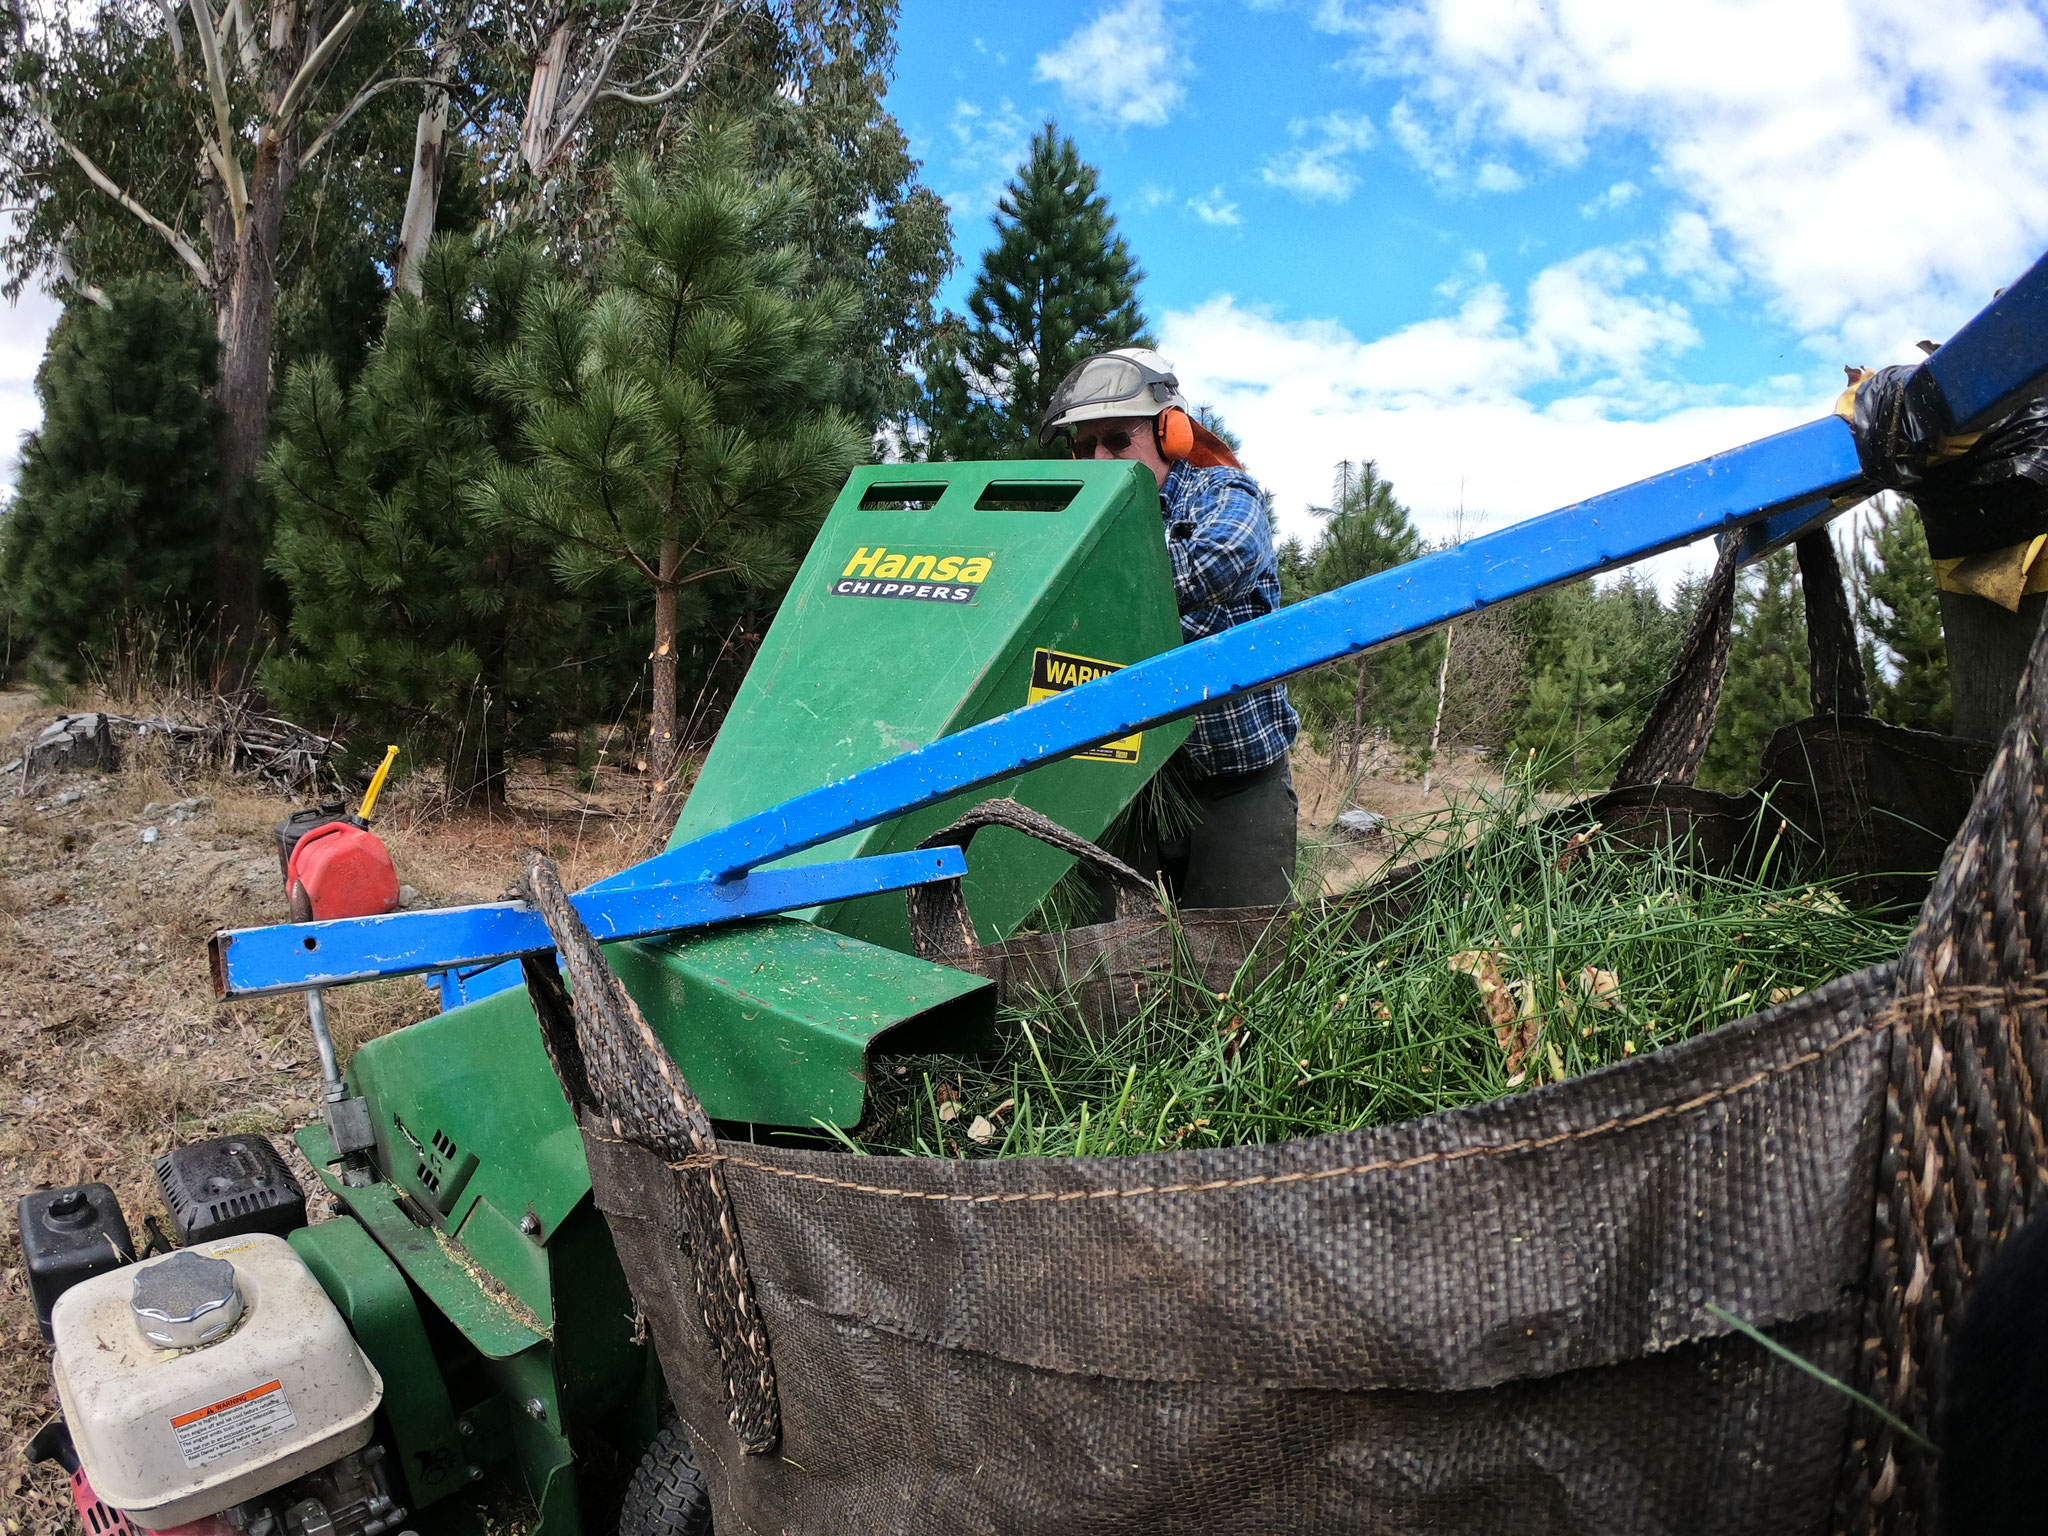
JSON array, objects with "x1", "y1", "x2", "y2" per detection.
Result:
[{"x1": 357, "y1": 745, "x2": 400, "y2": 822}]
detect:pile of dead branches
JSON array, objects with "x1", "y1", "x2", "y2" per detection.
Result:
[{"x1": 12, "y1": 699, "x2": 347, "y2": 797}]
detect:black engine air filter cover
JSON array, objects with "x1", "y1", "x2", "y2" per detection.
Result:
[
  {"x1": 154, "y1": 1135, "x2": 307, "y2": 1245},
  {"x1": 18, "y1": 1184, "x2": 134, "y2": 1341}
]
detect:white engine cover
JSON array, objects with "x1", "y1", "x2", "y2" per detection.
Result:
[{"x1": 51, "y1": 1233, "x2": 383, "y2": 1529}]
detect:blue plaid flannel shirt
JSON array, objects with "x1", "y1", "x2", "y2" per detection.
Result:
[{"x1": 1160, "y1": 459, "x2": 1299, "y2": 777}]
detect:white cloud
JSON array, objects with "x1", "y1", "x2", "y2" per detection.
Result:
[
  {"x1": 1186, "y1": 186, "x2": 1242, "y2": 226},
  {"x1": 1036, "y1": 0, "x2": 1190, "y2": 128},
  {"x1": 1386, "y1": 98, "x2": 1459, "y2": 183},
  {"x1": 1660, "y1": 209, "x2": 1740, "y2": 301},
  {"x1": 1154, "y1": 248, "x2": 1805, "y2": 573},
  {"x1": 1433, "y1": 249, "x2": 1488, "y2": 300},
  {"x1": 1474, "y1": 159, "x2": 1523, "y2": 192},
  {"x1": 1260, "y1": 110, "x2": 1377, "y2": 201},
  {"x1": 1346, "y1": 0, "x2": 2048, "y2": 360},
  {"x1": 1138, "y1": 182, "x2": 1178, "y2": 212},
  {"x1": 942, "y1": 97, "x2": 1032, "y2": 216},
  {"x1": 1385, "y1": 99, "x2": 1530, "y2": 194},
  {"x1": 1580, "y1": 179, "x2": 1638, "y2": 217},
  {"x1": 1259, "y1": 246, "x2": 1696, "y2": 416}
]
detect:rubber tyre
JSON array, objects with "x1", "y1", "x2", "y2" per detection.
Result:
[{"x1": 619, "y1": 1421, "x2": 713, "y2": 1536}]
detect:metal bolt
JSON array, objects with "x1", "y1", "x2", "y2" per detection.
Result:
[
  {"x1": 525, "y1": 1398, "x2": 547, "y2": 1422},
  {"x1": 518, "y1": 1213, "x2": 540, "y2": 1236},
  {"x1": 457, "y1": 1421, "x2": 475, "y2": 1438},
  {"x1": 467, "y1": 1465, "x2": 483, "y2": 1483}
]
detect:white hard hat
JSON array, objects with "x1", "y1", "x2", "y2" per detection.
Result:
[{"x1": 1039, "y1": 348, "x2": 1189, "y2": 447}]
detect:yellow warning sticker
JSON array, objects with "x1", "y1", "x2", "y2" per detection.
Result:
[
  {"x1": 171, "y1": 1378, "x2": 296, "y2": 1468},
  {"x1": 1028, "y1": 649, "x2": 1141, "y2": 764}
]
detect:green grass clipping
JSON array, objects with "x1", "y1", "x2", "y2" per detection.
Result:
[{"x1": 843, "y1": 766, "x2": 1916, "y2": 1160}]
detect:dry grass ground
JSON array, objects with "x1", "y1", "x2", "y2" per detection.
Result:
[
  {"x1": 0, "y1": 689, "x2": 651, "y2": 1535},
  {"x1": 1292, "y1": 738, "x2": 1506, "y2": 894}
]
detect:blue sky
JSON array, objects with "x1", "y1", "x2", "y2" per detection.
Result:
[
  {"x1": 6, "y1": 0, "x2": 2048, "y2": 583},
  {"x1": 885, "y1": 0, "x2": 2048, "y2": 567}
]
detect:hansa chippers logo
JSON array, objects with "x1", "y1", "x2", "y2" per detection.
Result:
[{"x1": 831, "y1": 546, "x2": 992, "y2": 604}]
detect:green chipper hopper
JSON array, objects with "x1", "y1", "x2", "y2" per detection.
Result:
[{"x1": 26, "y1": 459, "x2": 1189, "y2": 1536}]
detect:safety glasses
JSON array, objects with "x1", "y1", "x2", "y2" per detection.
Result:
[{"x1": 1073, "y1": 426, "x2": 1139, "y2": 455}]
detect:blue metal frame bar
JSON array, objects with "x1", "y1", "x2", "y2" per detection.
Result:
[
  {"x1": 1922, "y1": 249, "x2": 2048, "y2": 433},
  {"x1": 1732, "y1": 493, "x2": 1839, "y2": 564},
  {"x1": 210, "y1": 845, "x2": 967, "y2": 998},
  {"x1": 613, "y1": 416, "x2": 1865, "y2": 886}
]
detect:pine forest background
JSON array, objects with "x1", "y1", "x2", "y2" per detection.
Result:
[{"x1": 0, "y1": 0, "x2": 1954, "y2": 809}]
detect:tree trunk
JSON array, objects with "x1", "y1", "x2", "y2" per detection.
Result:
[
  {"x1": 211, "y1": 134, "x2": 295, "y2": 668},
  {"x1": 649, "y1": 536, "x2": 682, "y2": 813},
  {"x1": 521, "y1": 24, "x2": 572, "y2": 173},
  {"x1": 395, "y1": 35, "x2": 460, "y2": 294},
  {"x1": 448, "y1": 709, "x2": 507, "y2": 805},
  {"x1": 1345, "y1": 656, "x2": 1368, "y2": 790},
  {"x1": 1422, "y1": 623, "x2": 1454, "y2": 795}
]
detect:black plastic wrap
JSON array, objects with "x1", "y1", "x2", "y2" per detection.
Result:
[{"x1": 1851, "y1": 363, "x2": 2048, "y2": 558}]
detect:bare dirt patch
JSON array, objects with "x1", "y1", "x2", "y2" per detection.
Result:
[{"x1": 1293, "y1": 739, "x2": 1507, "y2": 895}]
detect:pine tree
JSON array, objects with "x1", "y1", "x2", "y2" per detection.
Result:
[
  {"x1": 1700, "y1": 548, "x2": 1809, "y2": 789},
  {"x1": 1509, "y1": 574, "x2": 1685, "y2": 788},
  {"x1": 1291, "y1": 461, "x2": 1437, "y2": 770},
  {"x1": 1, "y1": 275, "x2": 219, "y2": 683},
  {"x1": 917, "y1": 123, "x2": 1149, "y2": 460},
  {"x1": 1310, "y1": 461, "x2": 1424, "y2": 587},
  {"x1": 1518, "y1": 624, "x2": 1626, "y2": 784},
  {"x1": 1854, "y1": 497, "x2": 1951, "y2": 733},
  {"x1": 477, "y1": 124, "x2": 866, "y2": 809},
  {"x1": 1512, "y1": 585, "x2": 1623, "y2": 786},
  {"x1": 262, "y1": 236, "x2": 603, "y2": 799}
]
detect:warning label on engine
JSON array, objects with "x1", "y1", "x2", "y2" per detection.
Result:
[
  {"x1": 171, "y1": 1379, "x2": 296, "y2": 1468},
  {"x1": 1028, "y1": 648, "x2": 1141, "y2": 764}
]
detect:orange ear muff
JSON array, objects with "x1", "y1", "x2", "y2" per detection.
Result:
[{"x1": 1154, "y1": 407, "x2": 1195, "y2": 462}]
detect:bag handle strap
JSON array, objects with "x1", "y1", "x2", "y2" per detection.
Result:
[
  {"x1": 1795, "y1": 526, "x2": 1872, "y2": 718},
  {"x1": 907, "y1": 798, "x2": 1160, "y2": 963},
  {"x1": 1610, "y1": 534, "x2": 1741, "y2": 789},
  {"x1": 517, "y1": 853, "x2": 781, "y2": 1457},
  {"x1": 1847, "y1": 604, "x2": 2048, "y2": 1526}
]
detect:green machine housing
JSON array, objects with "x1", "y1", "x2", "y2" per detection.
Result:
[
  {"x1": 671, "y1": 458, "x2": 1189, "y2": 951},
  {"x1": 289, "y1": 460, "x2": 1186, "y2": 1531}
]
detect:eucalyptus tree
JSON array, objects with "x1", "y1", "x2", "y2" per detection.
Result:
[{"x1": 3, "y1": 0, "x2": 423, "y2": 644}]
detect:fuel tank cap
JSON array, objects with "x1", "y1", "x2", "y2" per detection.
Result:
[{"x1": 130, "y1": 1250, "x2": 244, "y2": 1349}]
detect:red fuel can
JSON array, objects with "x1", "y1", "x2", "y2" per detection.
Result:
[{"x1": 285, "y1": 820, "x2": 400, "y2": 922}]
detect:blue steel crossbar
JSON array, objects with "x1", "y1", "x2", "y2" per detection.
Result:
[
  {"x1": 210, "y1": 250, "x2": 2048, "y2": 999},
  {"x1": 612, "y1": 416, "x2": 1865, "y2": 887},
  {"x1": 609, "y1": 251, "x2": 2048, "y2": 888},
  {"x1": 210, "y1": 845, "x2": 966, "y2": 998},
  {"x1": 1923, "y1": 249, "x2": 2048, "y2": 433}
]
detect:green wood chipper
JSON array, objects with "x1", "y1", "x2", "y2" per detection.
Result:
[{"x1": 16, "y1": 248, "x2": 2048, "y2": 1536}]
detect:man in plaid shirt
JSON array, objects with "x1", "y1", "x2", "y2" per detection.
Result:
[{"x1": 1040, "y1": 348, "x2": 1300, "y2": 907}]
